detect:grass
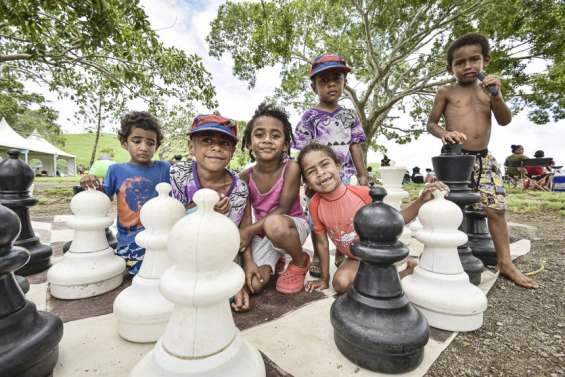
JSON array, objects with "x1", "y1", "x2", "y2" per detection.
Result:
[
  {"x1": 62, "y1": 133, "x2": 130, "y2": 167},
  {"x1": 401, "y1": 182, "x2": 565, "y2": 217},
  {"x1": 35, "y1": 176, "x2": 80, "y2": 183}
]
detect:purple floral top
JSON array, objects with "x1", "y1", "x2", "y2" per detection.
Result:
[
  {"x1": 169, "y1": 160, "x2": 248, "y2": 226},
  {"x1": 293, "y1": 106, "x2": 366, "y2": 182}
]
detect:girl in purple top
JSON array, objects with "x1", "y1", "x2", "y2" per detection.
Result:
[{"x1": 239, "y1": 103, "x2": 312, "y2": 295}]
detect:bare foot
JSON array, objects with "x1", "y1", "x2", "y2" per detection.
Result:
[
  {"x1": 400, "y1": 258, "x2": 417, "y2": 279},
  {"x1": 498, "y1": 262, "x2": 538, "y2": 289}
]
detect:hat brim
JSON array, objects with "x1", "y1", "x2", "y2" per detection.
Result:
[
  {"x1": 310, "y1": 63, "x2": 351, "y2": 78},
  {"x1": 189, "y1": 124, "x2": 238, "y2": 142}
]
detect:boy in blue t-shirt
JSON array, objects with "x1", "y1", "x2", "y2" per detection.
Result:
[{"x1": 80, "y1": 111, "x2": 170, "y2": 275}]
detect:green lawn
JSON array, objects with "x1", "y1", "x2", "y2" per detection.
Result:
[{"x1": 63, "y1": 133, "x2": 130, "y2": 167}]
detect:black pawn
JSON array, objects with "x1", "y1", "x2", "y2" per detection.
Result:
[
  {"x1": 0, "y1": 150, "x2": 52, "y2": 275},
  {"x1": 0, "y1": 203, "x2": 63, "y2": 377},
  {"x1": 433, "y1": 144, "x2": 484, "y2": 285},
  {"x1": 466, "y1": 209, "x2": 498, "y2": 266},
  {"x1": 62, "y1": 185, "x2": 117, "y2": 253},
  {"x1": 330, "y1": 187, "x2": 429, "y2": 373}
]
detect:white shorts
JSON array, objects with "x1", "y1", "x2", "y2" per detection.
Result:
[{"x1": 251, "y1": 216, "x2": 311, "y2": 275}]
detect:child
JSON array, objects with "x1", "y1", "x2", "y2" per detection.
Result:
[
  {"x1": 239, "y1": 103, "x2": 311, "y2": 295},
  {"x1": 168, "y1": 114, "x2": 252, "y2": 310},
  {"x1": 80, "y1": 111, "x2": 170, "y2": 276},
  {"x1": 293, "y1": 53, "x2": 369, "y2": 276},
  {"x1": 427, "y1": 32, "x2": 537, "y2": 288},
  {"x1": 298, "y1": 143, "x2": 445, "y2": 293}
]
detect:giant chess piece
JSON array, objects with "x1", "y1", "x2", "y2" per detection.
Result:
[
  {"x1": 62, "y1": 185, "x2": 117, "y2": 253},
  {"x1": 402, "y1": 190, "x2": 487, "y2": 331},
  {"x1": 131, "y1": 189, "x2": 265, "y2": 377},
  {"x1": 47, "y1": 188, "x2": 125, "y2": 299},
  {"x1": 0, "y1": 150, "x2": 52, "y2": 275},
  {"x1": 466, "y1": 209, "x2": 498, "y2": 266},
  {"x1": 0, "y1": 203, "x2": 63, "y2": 377},
  {"x1": 114, "y1": 183, "x2": 185, "y2": 343},
  {"x1": 330, "y1": 187, "x2": 429, "y2": 374},
  {"x1": 432, "y1": 144, "x2": 484, "y2": 285}
]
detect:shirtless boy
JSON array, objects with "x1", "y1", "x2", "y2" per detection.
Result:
[{"x1": 427, "y1": 32, "x2": 537, "y2": 289}]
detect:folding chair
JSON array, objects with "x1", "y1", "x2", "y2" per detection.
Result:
[
  {"x1": 522, "y1": 158, "x2": 554, "y2": 191},
  {"x1": 503, "y1": 159, "x2": 525, "y2": 187}
]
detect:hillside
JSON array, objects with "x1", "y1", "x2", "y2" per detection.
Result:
[{"x1": 63, "y1": 133, "x2": 130, "y2": 167}]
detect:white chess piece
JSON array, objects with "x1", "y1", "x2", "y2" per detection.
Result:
[
  {"x1": 48, "y1": 188, "x2": 125, "y2": 299},
  {"x1": 113, "y1": 183, "x2": 185, "y2": 342},
  {"x1": 131, "y1": 188, "x2": 265, "y2": 377},
  {"x1": 402, "y1": 190, "x2": 487, "y2": 331}
]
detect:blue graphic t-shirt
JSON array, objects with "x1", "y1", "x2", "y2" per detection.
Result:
[{"x1": 103, "y1": 161, "x2": 171, "y2": 247}]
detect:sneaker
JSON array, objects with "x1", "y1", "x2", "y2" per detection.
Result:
[
  {"x1": 309, "y1": 254, "x2": 321, "y2": 278},
  {"x1": 276, "y1": 253, "x2": 310, "y2": 294}
]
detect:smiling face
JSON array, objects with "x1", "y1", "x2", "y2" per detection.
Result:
[
  {"x1": 248, "y1": 116, "x2": 287, "y2": 163},
  {"x1": 300, "y1": 150, "x2": 342, "y2": 194},
  {"x1": 311, "y1": 69, "x2": 346, "y2": 105},
  {"x1": 189, "y1": 131, "x2": 236, "y2": 173},
  {"x1": 449, "y1": 44, "x2": 490, "y2": 85},
  {"x1": 121, "y1": 127, "x2": 158, "y2": 165}
]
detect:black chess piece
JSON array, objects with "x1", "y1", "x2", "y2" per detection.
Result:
[
  {"x1": 330, "y1": 187, "x2": 429, "y2": 373},
  {"x1": 15, "y1": 274, "x2": 30, "y2": 294},
  {"x1": 466, "y1": 209, "x2": 498, "y2": 266},
  {"x1": 433, "y1": 144, "x2": 484, "y2": 285},
  {"x1": 0, "y1": 150, "x2": 52, "y2": 275},
  {"x1": 0, "y1": 203, "x2": 63, "y2": 377}
]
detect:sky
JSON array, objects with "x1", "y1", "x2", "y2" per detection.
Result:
[{"x1": 36, "y1": 0, "x2": 564, "y2": 170}]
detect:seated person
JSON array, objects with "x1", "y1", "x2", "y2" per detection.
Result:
[
  {"x1": 424, "y1": 168, "x2": 437, "y2": 183},
  {"x1": 504, "y1": 144, "x2": 527, "y2": 180},
  {"x1": 411, "y1": 166, "x2": 424, "y2": 184},
  {"x1": 524, "y1": 150, "x2": 553, "y2": 189}
]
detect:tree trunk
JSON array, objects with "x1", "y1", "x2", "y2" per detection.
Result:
[{"x1": 88, "y1": 94, "x2": 103, "y2": 167}]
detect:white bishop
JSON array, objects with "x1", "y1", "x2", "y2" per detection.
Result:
[
  {"x1": 131, "y1": 188, "x2": 265, "y2": 377},
  {"x1": 401, "y1": 190, "x2": 487, "y2": 331},
  {"x1": 113, "y1": 183, "x2": 185, "y2": 342},
  {"x1": 47, "y1": 188, "x2": 125, "y2": 299}
]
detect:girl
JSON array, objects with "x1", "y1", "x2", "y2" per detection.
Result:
[
  {"x1": 298, "y1": 142, "x2": 446, "y2": 294},
  {"x1": 239, "y1": 103, "x2": 312, "y2": 295},
  {"x1": 169, "y1": 114, "x2": 251, "y2": 311}
]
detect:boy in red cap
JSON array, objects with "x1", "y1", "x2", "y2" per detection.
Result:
[{"x1": 293, "y1": 53, "x2": 369, "y2": 279}]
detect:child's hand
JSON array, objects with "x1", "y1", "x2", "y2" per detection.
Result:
[
  {"x1": 480, "y1": 74, "x2": 501, "y2": 97},
  {"x1": 79, "y1": 174, "x2": 101, "y2": 190},
  {"x1": 305, "y1": 279, "x2": 329, "y2": 293},
  {"x1": 244, "y1": 260, "x2": 263, "y2": 293},
  {"x1": 231, "y1": 287, "x2": 250, "y2": 312},
  {"x1": 441, "y1": 131, "x2": 467, "y2": 144},
  {"x1": 214, "y1": 194, "x2": 231, "y2": 215},
  {"x1": 357, "y1": 174, "x2": 369, "y2": 186},
  {"x1": 417, "y1": 181, "x2": 449, "y2": 203}
]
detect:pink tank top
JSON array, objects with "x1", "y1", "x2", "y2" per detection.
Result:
[{"x1": 248, "y1": 160, "x2": 304, "y2": 222}]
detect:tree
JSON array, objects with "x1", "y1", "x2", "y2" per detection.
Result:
[
  {"x1": 207, "y1": 0, "x2": 564, "y2": 154},
  {"x1": 12, "y1": 107, "x2": 65, "y2": 147}
]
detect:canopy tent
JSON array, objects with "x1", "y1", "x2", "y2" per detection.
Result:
[{"x1": 0, "y1": 117, "x2": 76, "y2": 176}]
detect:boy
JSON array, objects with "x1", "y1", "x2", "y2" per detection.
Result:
[
  {"x1": 293, "y1": 53, "x2": 369, "y2": 276},
  {"x1": 80, "y1": 111, "x2": 170, "y2": 276},
  {"x1": 427, "y1": 32, "x2": 537, "y2": 288}
]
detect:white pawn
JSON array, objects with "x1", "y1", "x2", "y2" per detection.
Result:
[
  {"x1": 113, "y1": 183, "x2": 185, "y2": 343},
  {"x1": 402, "y1": 190, "x2": 487, "y2": 331},
  {"x1": 131, "y1": 188, "x2": 265, "y2": 377},
  {"x1": 48, "y1": 188, "x2": 125, "y2": 299}
]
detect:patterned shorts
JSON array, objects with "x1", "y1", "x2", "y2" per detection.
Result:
[
  {"x1": 116, "y1": 241, "x2": 145, "y2": 275},
  {"x1": 468, "y1": 151, "x2": 507, "y2": 211}
]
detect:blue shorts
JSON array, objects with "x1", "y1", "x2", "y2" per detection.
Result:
[{"x1": 116, "y1": 241, "x2": 145, "y2": 275}]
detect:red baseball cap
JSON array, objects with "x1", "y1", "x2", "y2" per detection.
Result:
[
  {"x1": 310, "y1": 53, "x2": 351, "y2": 78},
  {"x1": 188, "y1": 114, "x2": 238, "y2": 142}
]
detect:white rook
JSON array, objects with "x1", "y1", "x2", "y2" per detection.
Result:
[
  {"x1": 402, "y1": 190, "x2": 487, "y2": 331},
  {"x1": 131, "y1": 188, "x2": 265, "y2": 377},
  {"x1": 113, "y1": 183, "x2": 185, "y2": 343},
  {"x1": 48, "y1": 188, "x2": 125, "y2": 299},
  {"x1": 379, "y1": 165, "x2": 409, "y2": 211}
]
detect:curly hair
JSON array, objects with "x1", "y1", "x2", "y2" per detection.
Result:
[
  {"x1": 242, "y1": 102, "x2": 294, "y2": 161},
  {"x1": 296, "y1": 142, "x2": 340, "y2": 179},
  {"x1": 447, "y1": 32, "x2": 490, "y2": 68},
  {"x1": 118, "y1": 111, "x2": 163, "y2": 146}
]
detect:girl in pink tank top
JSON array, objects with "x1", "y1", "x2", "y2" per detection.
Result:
[{"x1": 239, "y1": 103, "x2": 311, "y2": 297}]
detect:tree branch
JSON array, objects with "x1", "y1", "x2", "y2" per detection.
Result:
[{"x1": 0, "y1": 53, "x2": 34, "y2": 62}]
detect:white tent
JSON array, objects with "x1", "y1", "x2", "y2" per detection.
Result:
[{"x1": 0, "y1": 117, "x2": 77, "y2": 176}]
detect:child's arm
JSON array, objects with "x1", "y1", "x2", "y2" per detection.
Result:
[
  {"x1": 305, "y1": 230, "x2": 330, "y2": 292},
  {"x1": 350, "y1": 143, "x2": 369, "y2": 186},
  {"x1": 427, "y1": 87, "x2": 467, "y2": 144},
  {"x1": 481, "y1": 75, "x2": 512, "y2": 126},
  {"x1": 400, "y1": 181, "x2": 449, "y2": 223}
]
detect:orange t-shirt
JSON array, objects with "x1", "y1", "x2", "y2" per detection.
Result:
[{"x1": 309, "y1": 185, "x2": 371, "y2": 259}]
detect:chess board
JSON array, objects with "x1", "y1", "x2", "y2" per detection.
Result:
[{"x1": 24, "y1": 215, "x2": 531, "y2": 377}]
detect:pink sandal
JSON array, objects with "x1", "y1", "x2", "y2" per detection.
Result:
[{"x1": 276, "y1": 253, "x2": 310, "y2": 294}]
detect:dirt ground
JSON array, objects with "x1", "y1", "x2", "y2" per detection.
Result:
[{"x1": 30, "y1": 181, "x2": 565, "y2": 377}]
